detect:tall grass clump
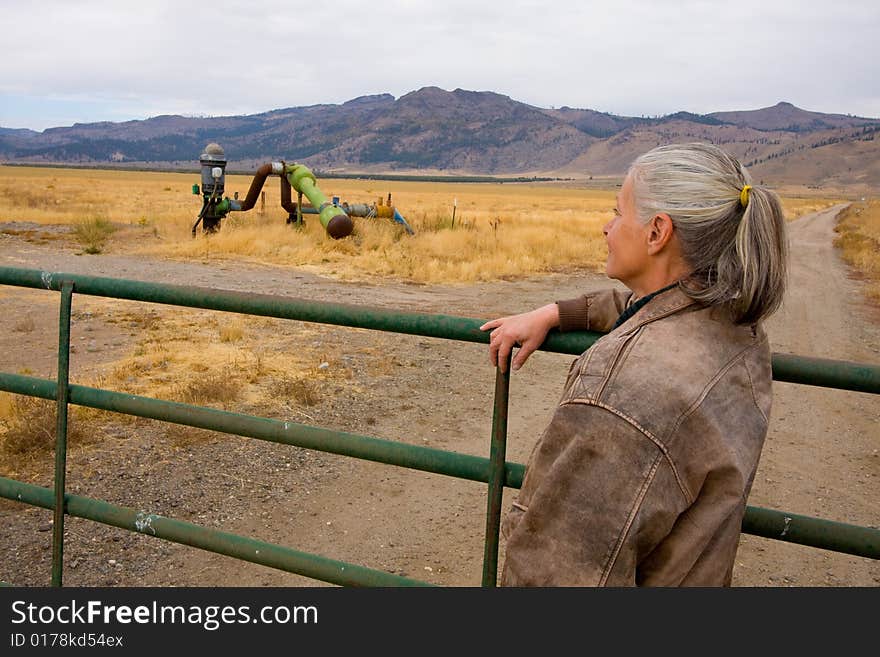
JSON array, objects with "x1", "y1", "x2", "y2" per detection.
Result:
[
  {"x1": 0, "y1": 393, "x2": 87, "y2": 459},
  {"x1": 834, "y1": 199, "x2": 880, "y2": 302},
  {"x1": 173, "y1": 371, "x2": 242, "y2": 406},
  {"x1": 219, "y1": 321, "x2": 244, "y2": 343},
  {"x1": 276, "y1": 377, "x2": 320, "y2": 406},
  {"x1": 74, "y1": 216, "x2": 116, "y2": 253}
]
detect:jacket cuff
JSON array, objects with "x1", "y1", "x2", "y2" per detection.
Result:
[{"x1": 556, "y1": 296, "x2": 589, "y2": 332}]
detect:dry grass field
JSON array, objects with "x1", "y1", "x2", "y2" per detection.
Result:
[
  {"x1": 0, "y1": 165, "x2": 865, "y2": 466},
  {"x1": 1, "y1": 166, "x2": 878, "y2": 588},
  {"x1": 0, "y1": 283, "x2": 365, "y2": 471},
  {"x1": 0, "y1": 165, "x2": 846, "y2": 284},
  {"x1": 834, "y1": 199, "x2": 880, "y2": 302}
]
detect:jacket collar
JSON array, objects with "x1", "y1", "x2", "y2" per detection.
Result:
[{"x1": 616, "y1": 285, "x2": 697, "y2": 332}]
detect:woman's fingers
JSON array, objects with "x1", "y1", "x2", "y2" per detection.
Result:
[
  {"x1": 488, "y1": 331, "x2": 499, "y2": 367},
  {"x1": 482, "y1": 307, "x2": 557, "y2": 372},
  {"x1": 483, "y1": 317, "x2": 506, "y2": 368},
  {"x1": 495, "y1": 336, "x2": 513, "y2": 373},
  {"x1": 488, "y1": 328, "x2": 509, "y2": 368},
  {"x1": 511, "y1": 342, "x2": 537, "y2": 371},
  {"x1": 488, "y1": 330, "x2": 517, "y2": 373},
  {"x1": 482, "y1": 314, "x2": 541, "y2": 372}
]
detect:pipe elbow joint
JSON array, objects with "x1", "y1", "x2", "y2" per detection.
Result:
[
  {"x1": 287, "y1": 164, "x2": 316, "y2": 192},
  {"x1": 319, "y1": 204, "x2": 353, "y2": 239}
]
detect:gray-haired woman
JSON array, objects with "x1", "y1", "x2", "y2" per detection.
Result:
[{"x1": 480, "y1": 142, "x2": 788, "y2": 586}]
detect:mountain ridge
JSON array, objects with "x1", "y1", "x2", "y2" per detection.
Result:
[{"x1": 2, "y1": 87, "x2": 878, "y2": 189}]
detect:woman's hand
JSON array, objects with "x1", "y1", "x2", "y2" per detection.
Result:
[{"x1": 479, "y1": 303, "x2": 560, "y2": 373}]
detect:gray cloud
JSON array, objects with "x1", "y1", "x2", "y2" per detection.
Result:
[{"x1": 1, "y1": 0, "x2": 877, "y2": 129}]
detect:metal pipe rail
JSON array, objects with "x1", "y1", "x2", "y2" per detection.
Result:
[
  {"x1": 0, "y1": 266, "x2": 878, "y2": 588},
  {"x1": 1, "y1": 267, "x2": 878, "y2": 394}
]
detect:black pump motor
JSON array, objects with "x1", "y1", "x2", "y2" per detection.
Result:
[{"x1": 191, "y1": 143, "x2": 230, "y2": 234}]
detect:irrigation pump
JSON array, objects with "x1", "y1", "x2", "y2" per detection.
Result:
[
  {"x1": 192, "y1": 143, "x2": 229, "y2": 234},
  {"x1": 191, "y1": 143, "x2": 414, "y2": 238}
]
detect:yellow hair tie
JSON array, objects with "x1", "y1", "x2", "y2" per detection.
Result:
[{"x1": 740, "y1": 185, "x2": 752, "y2": 208}]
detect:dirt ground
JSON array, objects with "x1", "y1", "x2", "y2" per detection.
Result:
[{"x1": 0, "y1": 204, "x2": 878, "y2": 587}]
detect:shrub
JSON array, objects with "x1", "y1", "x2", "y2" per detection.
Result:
[
  {"x1": 0, "y1": 395, "x2": 86, "y2": 457},
  {"x1": 277, "y1": 377, "x2": 320, "y2": 406},
  {"x1": 73, "y1": 216, "x2": 116, "y2": 254},
  {"x1": 174, "y1": 372, "x2": 242, "y2": 406}
]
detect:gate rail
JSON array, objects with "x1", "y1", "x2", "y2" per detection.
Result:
[{"x1": 0, "y1": 266, "x2": 878, "y2": 587}]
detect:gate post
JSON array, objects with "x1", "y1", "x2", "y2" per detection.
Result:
[
  {"x1": 51, "y1": 280, "x2": 74, "y2": 586},
  {"x1": 482, "y1": 354, "x2": 511, "y2": 586}
]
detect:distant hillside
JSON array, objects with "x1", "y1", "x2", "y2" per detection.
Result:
[
  {"x1": 311, "y1": 87, "x2": 594, "y2": 172},
  {"x1": 708, "y1": 101, "x2": 874, "y2": 132},
  {"x1": 2, "y1": 88, "x2": 879, "y2": 189}
]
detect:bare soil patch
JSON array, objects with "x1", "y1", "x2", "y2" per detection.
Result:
[{"x1": 0, "y1": 206, "x2": 878, "y2": 587}]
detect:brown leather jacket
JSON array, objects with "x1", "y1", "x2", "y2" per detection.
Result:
[{"x1": 500, "y1": 286, "x2": 772, "y2": 586}]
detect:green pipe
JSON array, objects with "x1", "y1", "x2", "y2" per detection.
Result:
[
  {"x1": 214, "y1": 198, "x2": 232, "y2": 215},
  {"x1": 535, "y1": 339, "x2": 880, "y2": 395},
  {"x1": 285, "y1": 164, "x2": 353, "y2": 238},
  {"x1": 482, "y1": 356, "x2": 511, "y2": 587},
  {"x1": 742, "y1": 506, "x2": 879, "y2": 560},
  {"x1": 3, "y1": 266, "x2": 876, "y2": 395},
  {"x1": 0, "y1": 267, "x2": 502, "y2": 346},
  {"x1": 0, "y1": 373, "x2": 526, "y2": 489},
  {"x1": 51, "y1": 281, "x2": 74, "y2": 586},
  {"x1": 0, "y1": 476, "x2": 432, "y2": 587},
  {"x1": 770, "y1": 352, "x2": 880, "y2": 394},
  {"x1": 2, "y1": 372, "x2": 876, "y2": 560},
  {"x1": 0, "y1": 266, "x2": 878, "y2": 564}
]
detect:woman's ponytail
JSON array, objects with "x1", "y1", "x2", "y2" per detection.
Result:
[
  {"x1": 629, "y1": 143, "x2": 789, "y2": 324},
  {"x1": 733, "y1": 185, "x2": 788, "y2": 323}
]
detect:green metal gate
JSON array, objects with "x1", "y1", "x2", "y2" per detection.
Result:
[{"x1": 0, "y1": 266, "x2": 878, "y2": 587}]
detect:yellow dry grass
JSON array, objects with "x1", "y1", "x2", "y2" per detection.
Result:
[
  {"x1": 0, "y1": 302, "x2": 359, "y2": 464},
  {"x1": 102, "y1": 315, "x2": 365, "y2": 454},
  {"x1": 834, "y1": 199, "x2": 880, "y2": 302},
  {"x1": 0, "y1": 165, "x2": 872, "y2": 465},
  {"x1": 152, "y1": 177, "x2": 616, "y2": 283},
  {"x1": 0, "y1": 165, "x2": 848, "y2": 285},
  {"x1": 0, "y1": 391, "x2": 100, "y2": 468},
  {"x1": 98, "y1": 308, "x2": 349, "y2": 408},
  {"x1": 779, "y1": 197, "x2": 842, "y2": 222},
  {"x1": 0, "y1": 165, "x2": 609, "y2": 282}
]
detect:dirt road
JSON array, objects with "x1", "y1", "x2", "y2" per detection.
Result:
[{"x1": 0, "y1": 204, "x2": 877, "y2": 586}]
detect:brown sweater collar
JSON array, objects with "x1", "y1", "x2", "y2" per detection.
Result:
[{"x1": 613, "y1": 284, "x2": 695, "y2": 331}]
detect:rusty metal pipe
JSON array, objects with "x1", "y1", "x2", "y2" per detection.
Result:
[
  {"x1": 280, "y1": 173, "x2": 298, "y2": 215},
  {"x1": 237, "y1": 163, "x2": 275, "y2": 211}
]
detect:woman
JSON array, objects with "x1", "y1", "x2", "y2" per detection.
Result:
[{"x1": 481, "y1": 143, "x2": 788, "y2": 586}]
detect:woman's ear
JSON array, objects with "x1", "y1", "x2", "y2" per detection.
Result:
[{"x1": 646, "y1": 213, "x2": 675, "y2": 255}]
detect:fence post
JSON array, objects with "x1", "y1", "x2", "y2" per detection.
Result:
[
  {"x1": 51, "y1": 280, "x2": 74, "y2": 586},
  {"x1": 482, "y1": 353, "x2": 511, "y2": 586}
]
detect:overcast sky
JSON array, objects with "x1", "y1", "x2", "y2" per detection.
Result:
[{"x1": 1, "y1": 0, "x2": 878, "y2": 131}]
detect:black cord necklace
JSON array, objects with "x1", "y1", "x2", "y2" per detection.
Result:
[{"x1": 611, "y1": 282, "x2": 679, "y2": 330}]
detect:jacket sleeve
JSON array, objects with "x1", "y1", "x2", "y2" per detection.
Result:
[
  {"x1": 500, "y1": 403, "x2": 688, "y2": 586},
  {"x1": 556, "y1": 289, "x2": 632, "y2": 333}
]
